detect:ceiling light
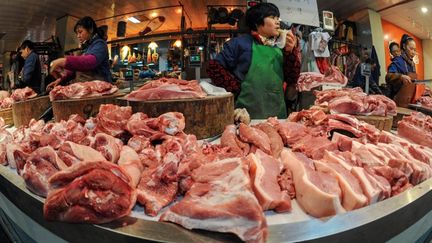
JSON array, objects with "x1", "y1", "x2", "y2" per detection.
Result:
[
  {"x1": 150, "y1": 12, "x2": 158, "y2": 18},
  {"x1": 127, "y1": 17, "x2": 141, "y2": 23},
  {"x1": 421, "y1": 7, "x2": 428, "y2": 13},
  {"x1": 176, "y1": 8, "x2": 182, "y2": 14},
  {"x1": 384, "y1": 34, "x2": 389, "y2": 40}
]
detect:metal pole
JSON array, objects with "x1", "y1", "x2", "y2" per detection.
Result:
[{"x1": 365, "y1": 75, "x2": 370, "y2": 95}]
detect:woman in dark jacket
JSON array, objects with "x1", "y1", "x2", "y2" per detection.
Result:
[
  {"x1": 207, "y1": 3, "x2": 301, "y2": 119},
  {"x1": 47, "y1": 16, "x2": 112, "y2": 90},
  {"x1": 385, "y1": 34, "x2": 417, "y2": 100}
]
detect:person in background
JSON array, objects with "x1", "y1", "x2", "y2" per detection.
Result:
[
  {"x1": 47, "y1": 16, "x2": 112, "y2": 90},
  {"x1": 389, "y1": 41, "x2": 401, "y2": 60},
  {"x1": 350, "y1": 58, "x2": 382, "y2": 94},
  {"x1": 207, "y1": 2, "x2": 300, "y2": 120},
  {"x1": 385, "y1": 34, "x2": 417, "y2": 99},
  {"x1": 17, "y1": 40, "x2": 42, "y2": 93}
]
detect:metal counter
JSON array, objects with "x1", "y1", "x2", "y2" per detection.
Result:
[{"x1": 1, "y1": 163, "x2": 432, "y2": 243}]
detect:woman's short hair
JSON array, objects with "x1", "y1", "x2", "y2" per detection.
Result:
[
  {"x1": 74, "y1": 16, "x2": 98, "y2": 36},
  {"x1": 246, "y1": 3, "x2": 280, "y2": 31},
  {"x1": 389, "y1": 41, "x2": 399, "y2": 52}
]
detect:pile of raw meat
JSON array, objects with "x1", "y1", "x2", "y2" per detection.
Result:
[
  {"x1": 417, "y1": 96, "x2": 432, "y2": 109},
  {"x1": 297, "y1": 66, "x2": 348, "y2": 91},
  {"x1": 49, "y1": 81, "x2": 118, "y2": 101},
  {"x1": 2, "y1": 104, "x2": 432, "y2": 243},
  {"x1": 0, "y1": 87, "x2": 37, "y2": 109},
  {"x1": 313, "y1": 87, "x2": 397, "y2": 116},
  {"x1": 125, "y1": 78, "x2": 207, "y2": 101}
]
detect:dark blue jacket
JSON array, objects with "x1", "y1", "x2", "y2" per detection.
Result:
[
  {"x1": 21, "y1": 51, "x2": 42, "y2": 93},
  {"x1": 83, "y1": 36, "x2": 112, "y2": 82},
  {"x1": 215, "y1": 35, "x2": 255, "y2": 81},
  {"x1": 388, "y1": 56, "x2": 415, "y2": 74}
]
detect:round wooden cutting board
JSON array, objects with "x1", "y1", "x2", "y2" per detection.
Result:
[
  {"x1": 12, "y1": 96, "x2": 51, "y2": 127},
  {"x1": 52, "y1": 93, "x2": 124, "y2": 122},
  {"x1": 120, "y1": 94, "x2": 234, "y2": 139}
]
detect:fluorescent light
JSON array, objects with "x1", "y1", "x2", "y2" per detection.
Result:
[
  {"x1": 421, "y1": 7, "x2": 428, "y2": 13},
  {"x1": 127, "y1": 17, "x2": 141, "y2": 23}
]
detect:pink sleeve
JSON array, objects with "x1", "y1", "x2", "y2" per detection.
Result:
[{"x1": 65, "y1": 54, "x2": 98, "y2": 71}]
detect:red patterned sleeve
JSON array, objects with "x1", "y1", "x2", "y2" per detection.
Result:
[
  {"x1": 283, "y1": 44, "x2": 301, "y2": 86},
  {"x1": 207, "y1": 60, "x2": 241, "y2": 97}
]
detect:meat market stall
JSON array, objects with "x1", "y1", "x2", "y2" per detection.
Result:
[{"x1": 1, "y1": 101, "x2": 432, "y2": 242}]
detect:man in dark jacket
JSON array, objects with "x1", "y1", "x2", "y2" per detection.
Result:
[{"x1": 18, "y1": 40, "x2": 42, "y2": 93}]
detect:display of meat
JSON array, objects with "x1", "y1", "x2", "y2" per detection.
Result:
[
  {"x1": 314, "y1": 88, "x2": 397, "y2": 117},
  {"x1": 125, "y1": 78, "x2": 207, "y2": 101},
  {"x1": 417, "y1": 96, "x2": 432, "y2": 109},
  {"x1": 49, "y1": 81, "x2": 118, "y2": 101},
  {"x1": 297, "y1": 66, "x2": 348, "y2": 91},
  {"x1": 397, "y1": 112, "x2": 432, "y2": 148},
  {"x1": 21, "y1": 146, "x2": 64, "y2": 197},
  {"x1": 3, "y1": 98, "x2": 432, "y2": 241},
  {"x1": 10, "y1": 87, "x2": 37, "y2": 102},
  {"x1": 44, "y1": 161, "x2": 136, "y2": 224},
  {"x1": 160, "y1": 157, "x2": 268, "y2": 243}
]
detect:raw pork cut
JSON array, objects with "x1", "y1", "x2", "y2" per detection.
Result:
[
  {"x1": 91, "y1": 133, "x2": 123, "y2": 163},
  {"x1": 44, "y1": 161, "x2": 136, "y2": 224},
  {"x1": 220, "y1": 124, "x2": 250, "y2": 156},
  {"x1": 118, "y1": 145, "x2": 144, "y2": 187},
  {"x1": 57, "y1": 141, "x2": 105, "y2": 166},
  {"x1": 297, "y1": 66, "x2": 348, "y2": 91},
  {"x1": 160, "y1": 157, "x2": 267, "y2": 243},
  {"x1": 397, "y1": 112, "x2": 432, "y2": 148},
  {"x1": 21, "y1": 146, "x2": 64, "y2": 197},
  {"x1": 238, "y1": 123, "x2": 271, "y2": 155},
  {"x1": 280, "y1": 149, "x2": 345, "y2": 217},
  {"x1": 10, "y1": 87, "x2": 37, "y2": 102},
  {"x1": 49, "y1": 81, "x2": 118, "y2": 101},
  {"x1": 253, "y1": 123, "x2": 284, "y2": 158},
  {"x1": 247, "y1": 150, "x2": 291, "y2": 212},
  {"x1": 95, "y1": 104, "x2": 132, "y2": 137},
  {"x1": 125, "y1": 78, "x2": 206, "y2": 101}
]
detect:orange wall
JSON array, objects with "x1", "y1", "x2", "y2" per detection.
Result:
[{"x1": 381, "y1": 19, "x2": 424, "y2": 80}]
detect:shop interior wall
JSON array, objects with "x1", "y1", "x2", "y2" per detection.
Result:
[
  {"x1": 422, "y1": 39, "x2": 432, "y2": 80},
  {"x1": 368, "y1": 10, "x2": 386, "y2": 85},
  {"x1": 381, "y1": 19, "x2": 424, "y2": 80}
]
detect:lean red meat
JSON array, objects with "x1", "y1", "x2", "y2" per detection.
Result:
[
  {"x1": 125, "y1": 78, "x2": 206, "y2": 101},
  {"x1": 297, "y1": 66, "x2": 348, "y2": 91}
]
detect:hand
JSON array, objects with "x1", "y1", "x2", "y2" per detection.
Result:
[
  {"x1": 234, "y1": 108, "x2": 251, "y2": 125},
  {"x1": 284, "y1": 30, "x2": 297, "y2": 53},
  {"x1": 400, "y1": 74, "x2": 412, "y2": 84},
  {"x1": 46, "y1": 78, "x2": 61, "y2": 91},
  {"x1": 49, "y1": 58, "x2": 66, "y2": 76}
]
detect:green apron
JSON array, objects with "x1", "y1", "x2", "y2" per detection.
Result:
[{"x1": 236, "y1": 41, "x2": 287, "y2": 119}]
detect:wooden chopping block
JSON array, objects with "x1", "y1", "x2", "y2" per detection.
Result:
[
  {"x1": 0, "y1": 108, "x2": 13, "y2": 126},
  {"x1": 52, "y1": 93, "x2": 124, "y2": 122},
  {"x1": 12, "y1": 96, "x2": 51, "y2": 127},
  {"x1": 393, "y1": 107, "x2": 415, "y2": 129},
  {"x1": 121, "y1": 94, "x2": 234, "y2": 139},
  {"x1": 354, "y1": 115, "x2": 393, "y2": 131}
]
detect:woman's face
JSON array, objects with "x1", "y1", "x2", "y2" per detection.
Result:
[
  {"x1": 257, "y1": 15, "x2": 280, "y2": 38},
  {"x1": 390, "y1": 45, "x2": 400, "y2": 58},
  {"x1": 405, "y1": 40, "x2": 417, "y2": 59},
  {"x1": 76, "y1": 26, "x2": 91, "y2": 44}
]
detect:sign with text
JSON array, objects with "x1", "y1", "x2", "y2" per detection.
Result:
[{"x1": 268, "y1": 0, "x2": 319, "y2": 27}]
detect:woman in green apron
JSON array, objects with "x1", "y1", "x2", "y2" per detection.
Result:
[{"x1": 207, "y1": 2, "x2": 300, "y2": 119}]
